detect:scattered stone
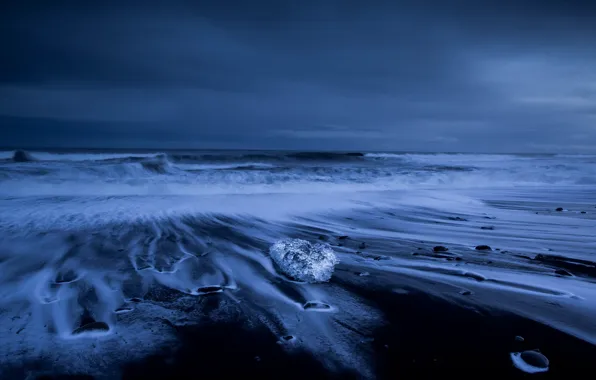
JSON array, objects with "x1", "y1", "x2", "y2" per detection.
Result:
[
  {"x1": 555, "y1": 207, "x2": 564, "y2": 212},
  {"x1": 282, "y1": 335, "x2": 295, "y2": 341},
  {"x1": 455, "y1": 257, "x2": 463, "y2": 261},
  {"x1": 359, "y1": 242, "x2": 367, "y2": 249},
  {"x1": 433, "y1": 246, "x2": 449, "y2": 253},
  {"x1": 554, "y1": 269, "x2": 573, "y2": 277},
  {"x1": 475, "y1": 245, "x2": 492, "y2": 251},
  {"x1": 510, "y1": 350, "x2": 549, "y2": 374},
  {"x1": 303, "y1": 301, "x2": 332, "y2": 311},
  {"x1": 481, "y1": 226, "x2": 495, "y2": 230},
  {"x1": 338, "y1": 235, "x2": 349, "y2": 240},
  {"x1": 459, "y1": 290, "x2": 472, "y2": 296},
  {"x1": 196, "y1": 286, "x2": 223, "y2": 295},
  {"x1": 12, "y1": 150, "x2": 34, "y2": 162},
  {"x1": 318, "y1": 235, "x2": 327, "y2": 241},
  {"x1": 412, "y1": 252, "x2": 419, "y2": 256},
  {"x1": 72, "y1": 322, "x2": 109, "y2": 335},
  {"x1": 581, "y1": 211, "x2": 587, "y2": 214},
  {"x1": 515, "y1": 336, "x2": 525, "y2": 342}
]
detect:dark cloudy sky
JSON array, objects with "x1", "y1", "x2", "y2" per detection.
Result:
[{"x1": 1, "y1": 0, "x2": 595, "y2": 152}]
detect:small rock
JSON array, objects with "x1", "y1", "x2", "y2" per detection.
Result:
[
  {"x1": 303, "y1": 301, "x2": 332, "y2": 311},
  {"x1": 338, "y1": 236, "x2": 349, "y2": 240},
  {"x1": 357, "y1": 271, "x2": 370, "y2": 277},
  {"x1": 282, "y1": 335, "x2": 295, "y2": 341},
  {"x1": 511, "y1": 350, "x2": 550, "y2": 373},
  {"x1": 554, "y1": 269, "x2": 573, "y2": 277},
  {"x1": 580, "y1": 211, "x2": 587, "y2": 214},
  {"x1": 196, "y1": 285, "x2": 223, "y2": 295},
  {"x1": 448, "y1": 217, "x2": 468, "y2": 221},
  {"x1": 359, "y1": 242, "x2": 367, "y2": 249},
  {"x1": 520, "y1": 350, "x2": 549, "y2": 370},
  {"x1": 12, "y1": 150, "x2": 34, "y2": 162},
  {"x1": 318, "y1": 235, "x2": 327, "y2": 240},
  {"x1": 515, "y1": 336, "x2": 525, "y2": 342},
  {"x1": 475, "y1": 245, "x2": 492, "y2": 251},
  {"x1": 433, "y1": 246, "x2": 449, "y2": 253},
  {"x1": 480, "y1": 226, "x2": 494, "y2": 230},
  {"x1": 555, "y1": 207, "x2": 564, "y2": 212},
  {"x1": 459, "y1": 290, "x2": 472, "y2": 296},
  {"x1": 412, "y1": 252, "x2": 419, "y2": 256},
  {"x1": 454, "y1": 257, "x2": 463, "y2": 261},
  {"x1": 72, "y1": 322, "x2": 109, "y2": 335}
]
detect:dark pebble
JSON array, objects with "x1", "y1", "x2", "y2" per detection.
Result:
[
  {"x1": 197, "y1": 286, "x2": 223, "y2": 295},
  {"x1": 459, "y1": 290, "x2": 472, "y2": 296},
  {"x1": 480, "y1": 226, "x2": 495, "y2": 230},
  {"x1": 282, "y1": 335, "x2": 294, "y2": 341},
  {"x1": 475, "y1": 245, "x2": 492, "y2": 251},
  {"x1": 454, "y1": 257, "x2": 463, "y2": 261},
  {"x1": 412, "y1": 252, "x2": 419, "y2": 256},
  {"x1": 303, "y1": 301, "x2": 332, "y2": 310},
  {"x1": 448, "y1": 217, "x2": 468, "y2": 221},
  {"x1": 433, "y1": 246, "x2": 449, "y2": 253},
  {"x1": 359, "y1": 242, "x2": 366, "y2": 249},
  {"x1": 338, "y1": 236, "x2": 349, "y2": 240},
  {"x1": 72, "y1": 321, "x2": 109, "y2": 335},
  {"x1": 318, "y1": 235, "x2": 326, "y2": 240},
  {"x1": 556, "y1": 207, "x2": 564, "y2": 212},
  {"x1": 520, "y1": 350, "x2": 549, "y2": 369},
  {"x1": 581, "y1": 211, "x2": 587, "y2": 214}
]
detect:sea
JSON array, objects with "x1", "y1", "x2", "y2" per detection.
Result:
[{"x1": 0, "y1": 149, "x2": 595, "y2": 378}]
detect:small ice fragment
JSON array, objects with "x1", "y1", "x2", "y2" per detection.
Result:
[{"x1": 270, "y1": 239, "x2": 339, "y2": 283}]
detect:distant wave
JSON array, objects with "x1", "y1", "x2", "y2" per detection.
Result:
[{"x1": 285, "y1": 151, "x2": 364, "y2": 160}]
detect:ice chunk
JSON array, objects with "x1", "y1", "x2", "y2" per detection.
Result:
[{"x1": 269, "y1": 239, "x2": 339, "y2": 283}]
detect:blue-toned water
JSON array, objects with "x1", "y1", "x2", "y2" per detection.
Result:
[{"x1": 0, "y1": 149, "x2": 595, "y2": 378}]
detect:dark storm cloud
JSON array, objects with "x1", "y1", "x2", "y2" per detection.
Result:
[{"x1": 1, "y1": 0, "x2": 595, "y2": 152}]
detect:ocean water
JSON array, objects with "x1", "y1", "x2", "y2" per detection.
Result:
[{"x1": 0, "y1": 149, "x2": 595, "y2": 378}]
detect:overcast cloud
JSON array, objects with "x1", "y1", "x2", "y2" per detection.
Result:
[{"x1": 1, "y1": 0, "x2": 595, "y2": 152}]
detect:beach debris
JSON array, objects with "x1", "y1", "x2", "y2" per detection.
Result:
[{"x1": 433, "y1": 246, "x2": 449, "y2": 253}]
